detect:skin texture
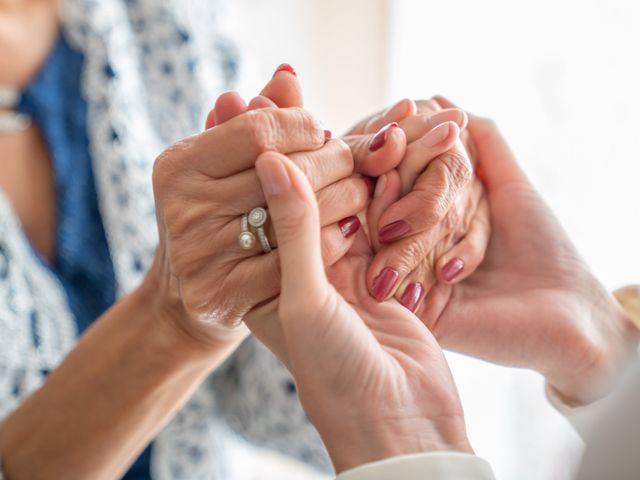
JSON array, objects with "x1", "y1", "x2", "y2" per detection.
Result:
[
  {"x1": 0, "y1": 71, "x2": 372, "y2": 478},
  {"x1": 246, "y1": 151, "x2": 472, "y2": 474},
  {"x1": 211, "y1": 73, "x2": 492, "y2": 314},
  {"x1": 353, "y1": 100, "x2": 489, "y2": 310},
  {"x1": 416, "y1": 100, "x2": 640, "y2": 405},
  {"x1": 0, "y1": 278, "x2": 231, "y2": 480}
]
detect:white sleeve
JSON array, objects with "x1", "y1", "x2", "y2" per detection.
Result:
[{"x1": 335, "y1": 452, "x2": 496, "y2": 480}]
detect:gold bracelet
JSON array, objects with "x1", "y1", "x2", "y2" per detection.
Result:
[{"x1": 614, "y1": 285, "x2": 640, "y2": 331}]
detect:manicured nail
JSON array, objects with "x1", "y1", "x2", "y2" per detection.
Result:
[
  {"x1": 401, "y1": 282, "x2": 425, "y2": 312},
  {"x1": 338, "y1": 216, "x2": 361, "y2": 238},
  {"x1": 255, "y1": 157, "x2": 291, "y2": 196},
  {"x1": 273, "y1": 63, "x2": 297, "y2": 77},
  {"x1": 374, "y1": 174, "x2": 387, "y2": 198},
  {"x1": 363, "y1": 176, "x2": 377, "y2": 198},
  {"x1": 324, "y1": 129, "x2": 332, "y2": 142},
  {"x1": 372, "y1": 267, "x2": 400, "y2": 302},
  {"x1": 422, "y1": 122, "x2": 452, "y2": 148},
  {"x1": 442, "y1": 258, "x2": 464, "y2": 282},
  {"x1": 368, "y1": 122, "x2": 399, "y2": 152},
  {"x1": 378, "y1": 220, "x2": 411, "y2": 244}
]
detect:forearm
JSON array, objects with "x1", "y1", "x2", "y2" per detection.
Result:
[{"x1": 0, "y1": 278, "x2": 233, "y2": 480}]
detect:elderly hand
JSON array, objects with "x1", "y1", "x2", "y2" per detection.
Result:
[
  {"x1": 213, "y1": 74, "x2": 490, "y2": 313},
  {"x1": 246, "y1": 150, "x2": 473, "y2": 474},
  {"x1": 347, "y1": 98, "x2": 490, "y2": 312},
  {"x1": 148, "y1": 95, "x2": 373, "y2": 353},
  {"x1": 418, "y1": 99, "x2": 640, "y2": 406}
]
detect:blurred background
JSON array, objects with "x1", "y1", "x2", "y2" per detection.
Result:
[{"x1": 227, "y1": 1, "x2": 640, "y2": 479}]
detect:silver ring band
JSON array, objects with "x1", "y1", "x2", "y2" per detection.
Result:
[
  {"x1": 238, "y1": 214, "x2": 256, "y2": 250},
  {"x1": 256, "y1": 226, "x2": 272, "y2": 253},
  {"x1": 249, "y1": 207, "x2": 272, "y2": 253}
]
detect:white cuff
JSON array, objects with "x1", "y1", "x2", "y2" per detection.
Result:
[{"x1": 336, "y1": 452, "x2": 495, "y2": 480}]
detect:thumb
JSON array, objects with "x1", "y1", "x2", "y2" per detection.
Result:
[
  {"x1": 466, "y1": 114, "x2": 529, "y2": 189},
  {"x1": 255, "y1": 151, "x2": 328, "y2": 310}
]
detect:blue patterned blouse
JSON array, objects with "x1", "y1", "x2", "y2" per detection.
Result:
[{"x1": 17, "y1": 33, "x2": 152, "y2": 479}]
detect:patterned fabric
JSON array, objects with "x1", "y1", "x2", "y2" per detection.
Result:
[{"x1": 0, "y1": 0, "x2": 331, "y2": 478}]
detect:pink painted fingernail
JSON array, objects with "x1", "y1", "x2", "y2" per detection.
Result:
[
  {"x1": 338, "y1": 216, "x2": 361, "y2": 238},
  {"x1": 372, "y1": 267, "x2": 400, "y2": 302},
  {"x1": 363, "y1": 176, "x2": 377, "y2": 198},
  {"x1": 422, "y1": 122, "x2": 452, "y2": 147},
  {"x1": 378, "y1": 220, "x2": 411, "y2": 244},
  {"x1": 273, "y1": 63, "x2": 297, "y2": 77},
  {"x1": 369, "y1": 122, "x2": 399, "y2": 152},
  {"x1": 324, "y1": 129, "x2": 332, "y2": 142},
  {"x1": 401, "y1": 282, "x2": 425, "y2": 312},
  {"x1": 442, "y1": 258, "x2": 464, "y2": 282}
]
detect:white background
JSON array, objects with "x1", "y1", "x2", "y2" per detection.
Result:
[{"x1": 228, "y1": 1, "x2": 640, "y2": 479}]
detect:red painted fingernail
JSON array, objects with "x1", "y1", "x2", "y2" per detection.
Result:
[
  {"x1": 338, "y1": 216, "x2": 361, "y2": 238},
  {"x1": 324, "y1": 129, "x2": 332, "y2": 142},
  {"x1": 273, "y1": 63, "x2": 297, "y2": 77},
  {"x1": 372, "y1": 267, "x2": 400, "y2": 302},
  {"x1": 401, "y1": 282, "x2": 425, "y2": 312},
  {"x1": 368, "y1": 122, "x2": 399, "y2": 152},
  {"x1": 363, "y1": 176, "x2": 377, "y2": 198},
  {"x1": 378, "y1": 220, "x2": 411, "y2": 244},
  {"x1": 442, "y1": 258, "x2": 464, "y2": 282}
]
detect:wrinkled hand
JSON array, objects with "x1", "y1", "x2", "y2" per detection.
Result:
[
  {"x1": 148, "y1": 69, "x2": 378, "y2": 352},
  {"x1": 348, "y1": 98, "x2": 490, "y2": 312},
  {"x1": 418, "y1": 100, "x2": 640, "y2": 405},
  {"x1": 245, "y1": 151, "x2": 472, "y2": 473}
]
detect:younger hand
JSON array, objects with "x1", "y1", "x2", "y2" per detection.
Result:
[
  {"x1": 245, "y1": 151, "x2": 473, "y2": 473},
  {"x1": 420, "y1": 101, "x2": 640, "y2": 405}
]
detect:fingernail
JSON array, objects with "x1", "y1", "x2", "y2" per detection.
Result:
[
  {"x1": 273, "y1": 63, "x2": 297, "y2": 77},
  {"x1": 324, "y1": 129, "x2": 332, "y2": 142},
  {"x1": 372, "y1": 267, "x2": 400, "y2": 302},
  {"x1": 442, "y1": 258, "x2": 464, "y2": 282},
  {"x1": 422, "y1": 122, "x2": 452, "y2": 148},
  {"x1": 363, "y1": 176, "x2": 377, "y2": 198},
  {"x1": 374, "y1": 174, "x2": 387, "y2": 198},
  {"x1": 338, "y1": 216, "x2": 361, "y2": 238},
  {"x1": 255, "y1": 157, "x2": 291, "y2": 196},
  {"x1": 378, "y1": 220, "x2": 411, "y2": 244},
  {"x1": 401, "y1": 282, "x2": 425, "y2": 312},
  {"x1": 368, "y1": 122, "x2": 399, "y2": 152}
]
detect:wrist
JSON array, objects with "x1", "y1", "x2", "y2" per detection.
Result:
[
  {"x1": 141, "y1": 251, "x2": 248, "y2": 362},
  {"x1": 546, "y1": 284, "x2": 640, "y2": 407},
  {"x1": 318, "y1": 410, "x2": 472, "y2": 474}
]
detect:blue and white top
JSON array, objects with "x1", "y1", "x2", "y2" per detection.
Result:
[{"x1": 0, "y1": 1, "x2": 329, "y2": 478}]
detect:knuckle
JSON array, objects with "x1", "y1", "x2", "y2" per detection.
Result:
[
  {"x1": 244, "y1": 109, "x2": 279, "y2": 152},
  {"x1": 438, "y1": 148, "x2": 473, "y2": 188},
  {"x1": 413, "y1": 188, "x2": 449, "y2": 226},
  {"x1": 152, "y1": 140, "x2": 192, "y2": 191},
  {"x1": 333, "y1": 139, "x2": 355, "y2": 172},
  {"x1": 291, "y1": 151, "x2": 315, "y2": 181},
  {"x1": 389, "y1": 239, "x2": 433, "y2": 274}
]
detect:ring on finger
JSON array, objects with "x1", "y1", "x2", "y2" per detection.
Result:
[
  {"x1": 249, "y1": 207, "x2": 272, "y2": 254},
  {"x1": 238, "y1": 213, "x2": 257, "y2": 250}
]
